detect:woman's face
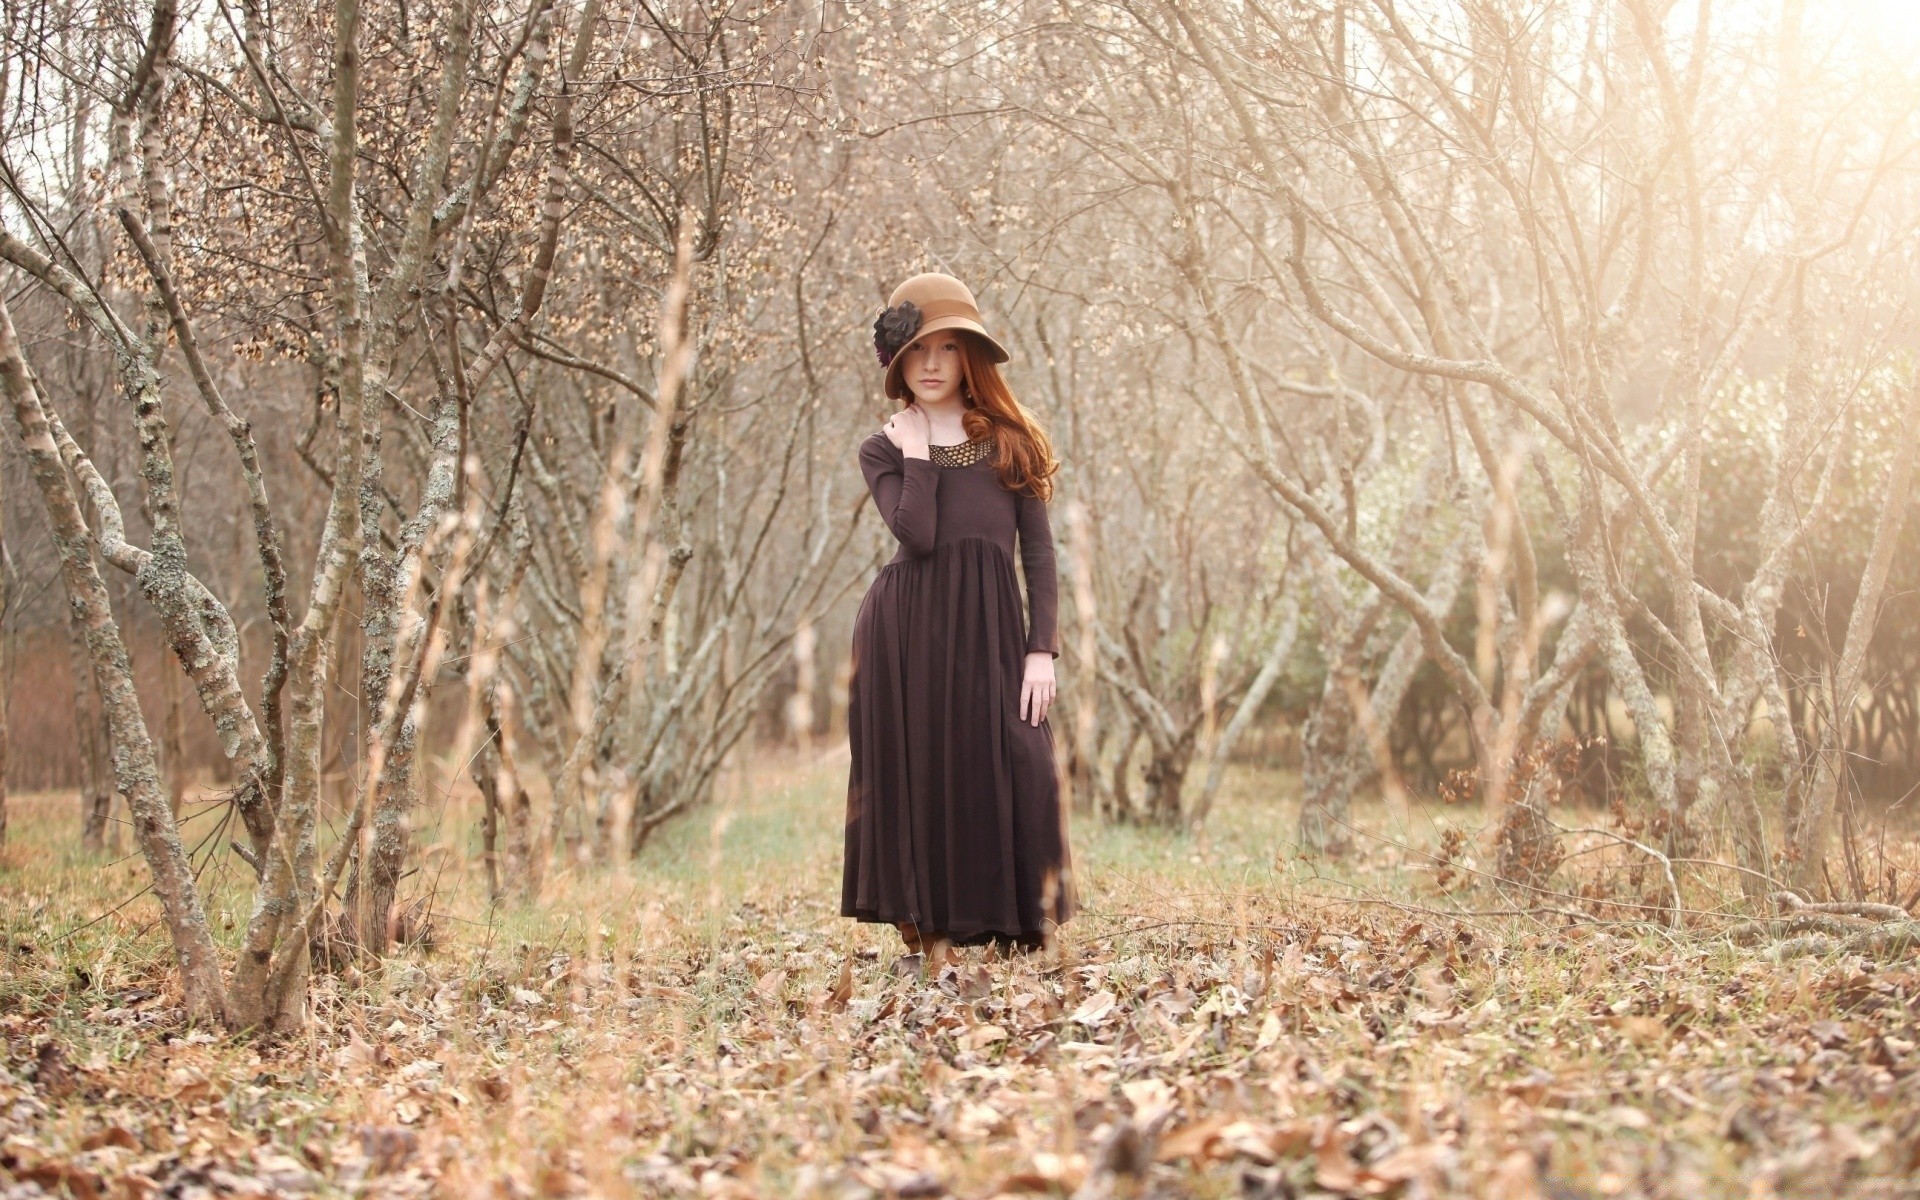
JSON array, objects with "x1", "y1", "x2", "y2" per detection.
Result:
[{"x1": 900, "y1": 332, "x2": 966, "y2": 405}]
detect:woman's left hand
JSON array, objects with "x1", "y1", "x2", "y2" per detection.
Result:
[{"x1": 1021, "y1": 652, "x2": 1056, "y2": 726}]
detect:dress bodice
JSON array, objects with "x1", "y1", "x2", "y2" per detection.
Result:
[{"x1": 858, "y1": 431, "x2": 1058, "y2": 656}]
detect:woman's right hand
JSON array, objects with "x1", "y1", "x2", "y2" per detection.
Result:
[{"x1": 883, "y1": 404, "x2": 932, "y2": 460}]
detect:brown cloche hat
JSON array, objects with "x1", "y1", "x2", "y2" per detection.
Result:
[{"x1": 873, "y1": 273, "x2": 1009, "y2": 383}]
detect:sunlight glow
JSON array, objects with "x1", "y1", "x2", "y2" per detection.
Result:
[{"x1": 1829, "y1": 0, "x2": 1920, "y2": 57}]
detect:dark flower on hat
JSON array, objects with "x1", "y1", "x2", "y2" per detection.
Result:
[{"x1": 873, "y1": 300, "x2": 922, "y2": 367}]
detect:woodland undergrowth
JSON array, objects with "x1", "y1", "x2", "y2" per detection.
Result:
[{"x1": 3, "y1": 756, "x2": 1918, "y2": 1199}]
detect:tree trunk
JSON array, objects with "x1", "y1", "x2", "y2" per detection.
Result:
[
  {"x1": 1897, "y1": 683, "x2": 1918, "y2": 784},
  {"x1": 1140, "y1": 737, "x2": 1193, "y2": 826},
  {"x1": 3, "y1": 295, "x2": 227, "y2": 1023},
  {"x1": 66, "y1": 579, "x2": 115, "y2": 852},
  {"x1": 1192, "y1": 599, "x2": 1299, "y2": 824},
  {"x1": 507, "y1": 777, "x2": 535, "y2": 898},
  {"x1": 159, "y1": 652, "x2": 189, "y2": 815},
  {"x1": 472, "y1": 687, "x2": 508, "y2": 904},
  {"x1": 0, "y1": 483, "x2": 7, "y2": 849},
  {"x1": 1788, "y1": 388, "x2": 1920, "y2": 889},
  {"x1": 1110, "y1": 720, "x2": 1140, "y2": 820},
  {"x1": 787, "y1": 618, "x2": 816, "y2": 753},
  {"x1": 1297, "y1": 671, "x2": 1358, "y2": 856},
  {"x1": 480, "y1": 676, "x2": 534, "y2": 899},
  {"x1": 348, "y1": 714, "x2": 423, "y2": 953},
  {"x1": 227, "y1": 0, "x2": 370, "y2": 1027}
]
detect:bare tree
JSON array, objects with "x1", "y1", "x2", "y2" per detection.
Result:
[
  {"x1": 822, "y1": 0, "x2": 1920, "y2": 898},
  {"x1": 1786, "y1": 389, "x2": 1920, "y2": 886}
]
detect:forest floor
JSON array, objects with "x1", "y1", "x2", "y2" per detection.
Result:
[{"x1": 3, "y1": 752, "x2": 1920, "y2": 1199}]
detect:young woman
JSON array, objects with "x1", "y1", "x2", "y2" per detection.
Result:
[{"x1": 840, "y1": 272, "x2": 1074, "y2": 972}]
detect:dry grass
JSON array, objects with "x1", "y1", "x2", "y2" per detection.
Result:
[{"x1": 3, "y1": 754, "x2": 1919, "y2": 1199}]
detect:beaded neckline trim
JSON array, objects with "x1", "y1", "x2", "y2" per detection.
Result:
[{"x1": 929, "y1": 438, "x2": 995, "y2": 468}]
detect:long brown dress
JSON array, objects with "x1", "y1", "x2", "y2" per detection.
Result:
[{"x1": 841, "y1": 431, "x2": 1074, "y2": 945}]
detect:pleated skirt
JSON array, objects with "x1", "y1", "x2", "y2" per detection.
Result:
[{"x1": 840, "y1": 537, "x2": 1074, "y2": 943}]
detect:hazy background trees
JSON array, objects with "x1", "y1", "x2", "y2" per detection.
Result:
[{"x1": 5, "y1": 0, "x2": 1920, "y2": 1023}]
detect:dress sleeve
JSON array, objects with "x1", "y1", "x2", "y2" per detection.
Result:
[
  {"x1": 859, "y1": 435, "x2": 940, "y2": 557},
  {"x1": 1016, "y1": 490, "x2": 1060, "y2": 657}
]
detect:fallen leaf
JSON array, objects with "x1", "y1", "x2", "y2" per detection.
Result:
[
  {"x1": 252, "y1": 1152, "x2": 321, "y2": 1192},
  {"x1": 33, "y1": 1042, "x2": 73, "y2": 1097},
  {"x1": 862, "y1": 1161, "x2": 945, "y2": 1195},
  {"x1": 1121, "y1": 1077, "x2": 1178, "y2": 1130},
  {"x1": 1485, "y1": 1149, "x2": 1544, "y2": 1200},
  {"x1": 1069, "y1": 990, "x2": 1117, "y2": 1026},
  {"x1": 1254, "y1": 1010, "x2": 1283, "y2": 1050},
  {"x1": 165, "y1": 1067, "x2": 213, "y2": 1102},
  {"x1": 397, "y1": 1058, "x2": 440, "y2": 1081},
  {"x1": 79, "y1": 1125, "x2": 140, "y2": 1151},
  {"x1": 1506, "y1": 1068, "x2": 1555, "y2": 1106},
  {"x1": 1313, "y1": 1117, "x2": 1359, "y2": 1192},
  {"x1": 18, "y1": 1160, "x2": 103, "y2": 1200},
  {"x1": 994, "y1": 1154, "x2": 1089, "y2": 1192},
  {"x1": 360, "y1": 1124, "x2": 417, "y2": 1175},
  {"x1": 966, "y1": 1024, "x2": 1008, "y2": 1050},
  {"x1": 335, "y1": 1029, "x2": 376, "y2": 1071},
  {"x1": 537, "y1": 1163, "x2": 587, "y2": 1196},
  {"x1": 208, "y1": 1167, "x2": 271, "y2": 1196},
  {"x1": 1361, "y1": 1141, "x2": 1449, "y2": 1185},
  {"x1": 1611, "y1": 1014, "x2": 1668, "y2": 1045},
  {"x1": 1605, "y1": 1105, "x2": 1651, "y2": 1131},
  {"x1": 1268, "y1": 1122, "x2": 1314, "y2": 1157},
  {"x1": 821, "y1": 958, "x2": 854, "y2": 1010},
  {"x1": 1159, "y1": 1022, "x2": 1208, "y2": 1065},
  {"x1": 954, "y1": 1100, "x2": 1007, "y2": 1139},
  {"x1": 958, "y1": 964, "x2": 994, "y2": 998},
  {"x1": 1155, "y1": 1114, "x2": 1233, "y2": 1162},
  {"x1": 1216, "y1": 1120, "x2": 1282, "y2": 1165},
  {"x1": 1029, "y1": 1151, "x2": 1087, "y2": 1187},
  {"x1": 755, "y1": 967, "x2": 789, "y2": 1000}
]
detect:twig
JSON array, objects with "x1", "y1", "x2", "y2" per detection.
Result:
[
  {"x1": 1553, "y1": 825, "x2": 1683, "y2": 928},
  {"x1": 1772, "y1": 890, "x2": 1908, "y2": 922}
]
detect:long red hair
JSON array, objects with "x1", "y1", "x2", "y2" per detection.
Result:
[{"x1": 886, "y1": 332, "x2": 1059, "y2": 501}]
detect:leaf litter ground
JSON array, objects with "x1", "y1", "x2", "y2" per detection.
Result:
[{"x1": 2, "y1": 755, "x2": 1918, "y2": 1198}]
